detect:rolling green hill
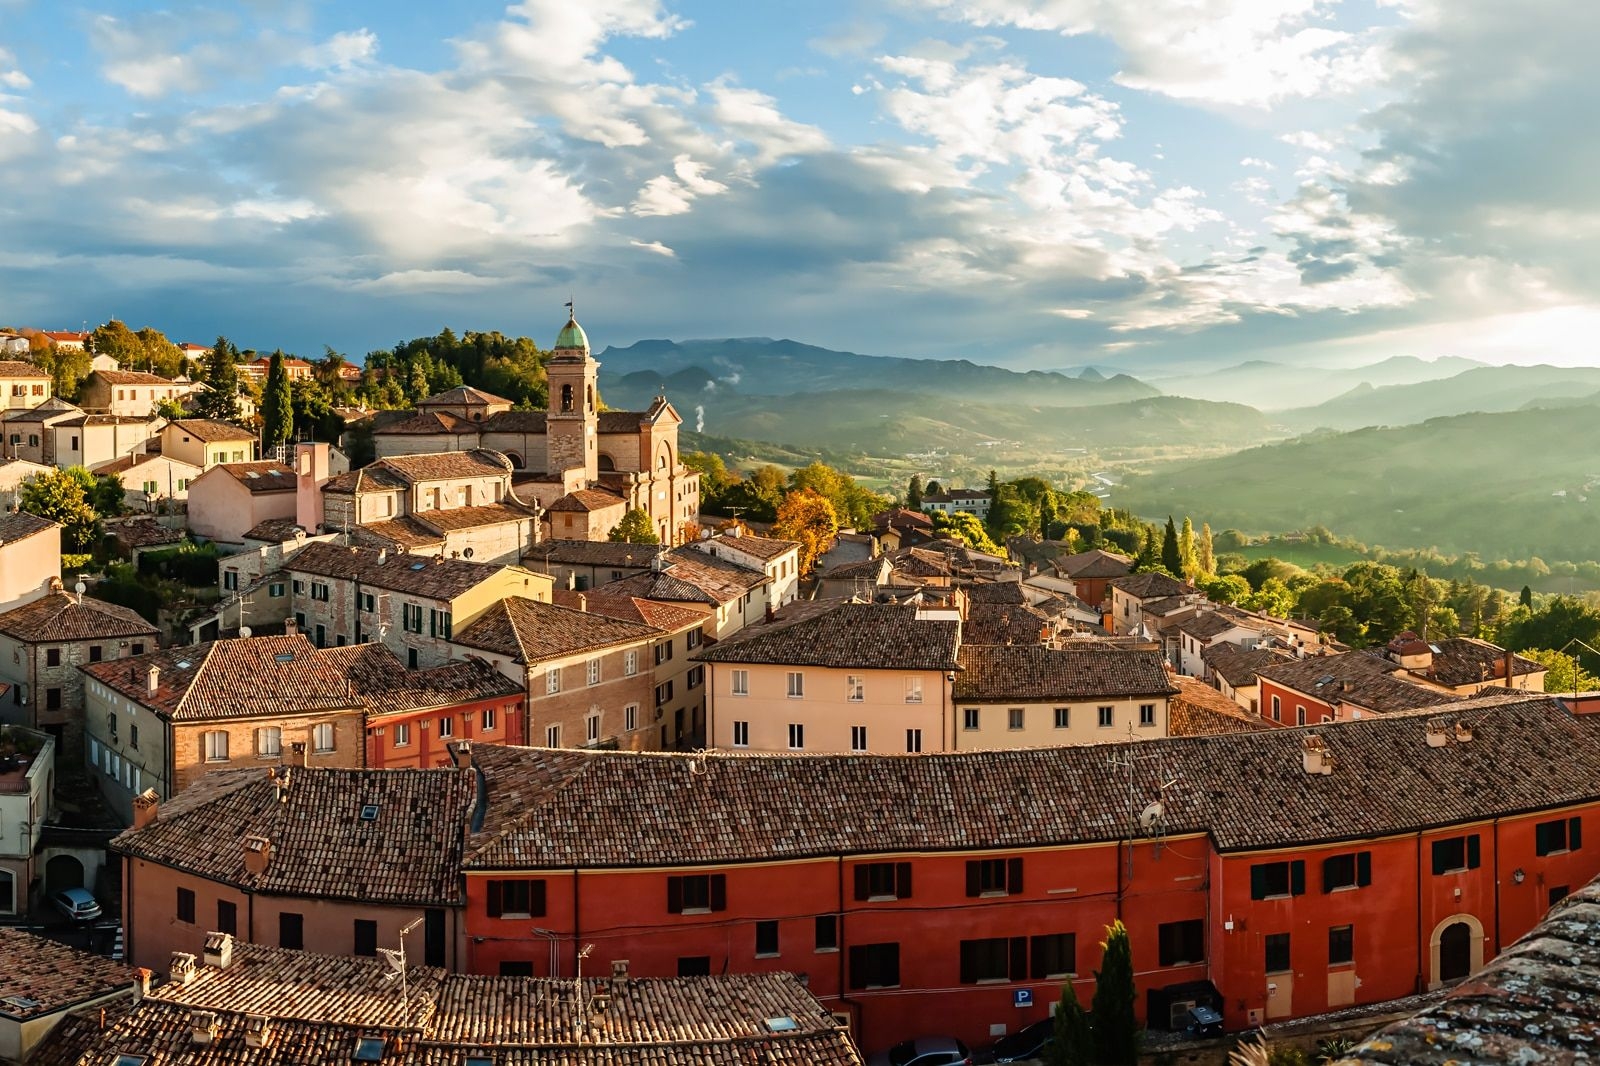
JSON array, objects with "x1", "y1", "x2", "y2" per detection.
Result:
[
  {"x1": 1116, "y1": 403, "x2": 1600, "y2": 565},
  {"x1": 1152, "y1": 354, "x2": 1484, "y2": 410}
]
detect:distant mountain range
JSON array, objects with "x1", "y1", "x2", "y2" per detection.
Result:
[
  {"x1": 1149, "y1": 355, "x2": 1486, "y2": 411},
  {"x1": 1116, "y1": 402, "x2": 1600, "y2": 565},
  {"x1": 1278, "y1": 364, "x2": 1600, "y2": 431},
  {"x1": 598, "y1": 337, "x2": 1157, "y2": 407}
]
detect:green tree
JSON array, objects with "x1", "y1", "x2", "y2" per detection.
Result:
[
  {"x1": 608, "y1": 508, "x2": 660, "y2": 544},
  {"x1": 1198, "y1": 522, "x2": 1216, "y2": 576},
  {"x1": 1521, "y1": 647, "x2": 1600, "y2": 695},
  {"x1": 1160, "y1": 516, "x2": 1182, "y2": 575},
  {"x1": 1089, "y1": 920, "x2": 1140, "y2": 1065},
  {"x1": 772, "y1": 488, "x2": 838, "y2": 574},
  {"x1": 906, "y1": 473, "x2": 924, "y2": 510},
  {"x1": 1520, "y1": 585, "x2": 1534, "y2": 608},
  {"x1": 193, "y1": 336, "x2": 242, "y2": 421},
  {"x1": 29, "y1": 342, "x2": 93, "y2": 401},
  {"x1": 925, "y1": 479, "x2": 943, "y2": 497},
  {"x1": 261, "y1": 350, "x2": 294, "y2": 452},
  {"x1": 20, "y1": 468, "x2": 101, "y2": 551},
  {"x1": 1047, "y1": 979, "x2": 1091, "y2": 1066},
  {"x1": 91, "y1": 473, "x2": 126, "y2": 517},
  {"x1": 1244, "y1": 577, "x2": 1296, "y2": 618},
  {"x1": 929, "y1": 510, "x2": 1004, "y2": 556},
  {"x1": 154, "y1": 396, "x2": 187, "y2": 421},
  {"x1": 1199, "y1": 574, "x2": 1252, "y2": 606},
  {"x1": 1179, "y1": 516, "x2": 1197, "y2": 579}
]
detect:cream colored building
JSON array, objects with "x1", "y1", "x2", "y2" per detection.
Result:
[
  {"x1": 56, "y1": 414, "x2": 162, "y2": 471},
  {"x1": 697, "y1": 601, "x2": 961, "y2": 754},
  {"x1": 0, "y1": 512, "x2": 59, "y2": 614},
  {"x1": 0, "y1": 361, "x2": 51, "y2": 411},
  {"x1": 160, "y1": 419, "x2": 258, "y2": 469},
  {"x1": 951, "y1": 644, "x2": 1177, "y2": 748},
  {"x1": 77, "y1": 370, "x2": 197, "y2": 416},
  {"x1": 186, "y1": 461, "x2": 298, "y2": 546},
  {"x1": 95, "y1": 452, "x2": 202, "y2": 511}
]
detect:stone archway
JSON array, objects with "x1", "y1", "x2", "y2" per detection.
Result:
[
  {"x1": 1429, "y1": 913, "x2": 1485, "y2": 988},
  {"x1": 45, "y1": 853, "x2": 84, "y2": 895}
]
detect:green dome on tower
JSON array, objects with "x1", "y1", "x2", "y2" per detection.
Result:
[{"x1": 554, "y1": 313, "x2": 589, "y2": 351}]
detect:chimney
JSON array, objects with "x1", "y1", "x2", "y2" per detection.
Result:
[
  {"x1": 244, "y1": 1014, "x2": 272, "y2": 1049},
  {"x1": 202, "y1": 931, "x2": 235, "y2": 970},
  {"x1": 146, "y1": 665, "x2": 160, "y2": 695},
  {"x1": 378, "y1": 548, "x2": 388, "y2": 565},
  {"x1": 189, "y1": 1009, "x2": 217, "y2": 1046},
  {"x1": 283, "y1": 616, "x2": 297, "y2": 637},
  {"x1": 243, "y1": 834, "x2": 272, "y2": 875},
  {"x1": 1454, "y1": 720, "x2": 1474, "y2": 743},
  {"x1": 1425, "y1": 719, "x2": 1450, "y2": 747},
  {"x1": 611, "y1": 959, "x2": 630, "y2": 981},
  {"x1": 577, "y1": 593, "x2": 587, "y2": 613},
  {"x1": 170, "y1": 952, "x2": 198, "y2": 986},
  {"x1": 132, "y1": 967, "x2": 154, "y2": 1001},
  {"x1": 1301, "y1": 734, "x2": 1335, "y2": 775},
  {"x1": 294, "y1": 441, "x2": 329, "y2": 533},
  {"x1": 131, "y1": 787, "x2": 160, "y2": 830},
  {"x1": 1504, "y1": 648, "x2": 1517, "y2": 689},
  {"x1": 449, "y1": 739, "x2": 473, "y2": 769}
]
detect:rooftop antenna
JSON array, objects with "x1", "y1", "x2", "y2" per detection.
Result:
[
  {"x1": 378, "y1": 916, "x2": 425, "y2": 1019},
  {"x1": 1108, "y1": 741, "x2": 1182, "y2": 875}
]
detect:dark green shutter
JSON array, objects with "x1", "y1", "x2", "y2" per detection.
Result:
[
  {"x1": 966, "y1": 862, "x2": 981, "y2": 897},
  {"x1": 854, "y1": 866, "x2": 870, "y2": 901},
  {"x1": 710, "y1": 874, "x2": 727, "y2": 911},
  {"x1": 487, "y1": 880, "x2": 503, "y2": 918},
  {"x1": 1007, "y1": 857, "x2": 1024, "y2": 894},
  {"x1": 1290, "y1": 860, "x2": 1306, "y2": 896},
  {"x1": 896, "y1": 862, "x2": 913, "y2": 899},
  {"x1": 1009, "y1": 937, "x2": 1028, "y2": 981},
  {"x1": 1356, "y1": 851, "x2": 1372, "y2": 887},
  {"x1": 667, "y1": 877, "x2": 683, "y2": 914},
  {"x1": 1572, "y1": 817, "x2": 1584, "y2": 850},
  {"x1": 1467, "y1": 835, "x2": 1481, "y2": 869}
]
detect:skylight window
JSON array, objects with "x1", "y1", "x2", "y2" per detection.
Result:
[
  {"x1": 353, "y1": 1037, "x2": 386, "y2": 1062},
  {"x1": 274, "y1": 653, "x2": 295, "y2": 663},
  {"x1": 176, "y1": 659, "x2": 192, "y2": 669},
  {"x1": 360, "y1": 804, "x2": 380, "y2": 821},
  {"x1": 112, "y1": 1056, "x2": 149, "y2": 1066},
  {"x1": 764, "y1": 1016, "x2": 800, "y2": 1032},
  {"x1": 411, "y1": 562, "x2": 427, "y2": 571}
]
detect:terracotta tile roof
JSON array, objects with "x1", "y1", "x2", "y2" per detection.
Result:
[
  {"x1": 0, "y1": 927, "x2": 130, "y2": 1020},
  {"x1": 57, "y1": 413, "x2": 161, "y2": 427},
  {"x1": 0, "y1": 590, "x2": 157, "y2": 642},
  {"x1": 112, "y1": 764, "x2": 474, "y2": 905},
  {"x1": 529, "y1": 539, "x2": 656, "y2": 568},
  {"x1": 243, "y1": 518, "x2": 312, "y2": 542},
  {"x1": 372, "y1": 449, "x2": 513, "y2": 482},
  {"x1": 547, "y1": 488, "x2": 626, "y2": 512},
  {"x1": 954, "y1": 644, "x2": 1175, "y2": 702},
  {"x1": 872, "y1": 507, "x2": 934, "y2": 531},
  {"x1": 321, "y1": 464, "x2": 411, "y2": 494},
  {"x1": 213, "y1": 460, "x2": 297, "y2": 493},
  {"x1": 1167, "y1": 676, "x2": 1272, "y2": 736},
  {"x1": 286, "y1": 541, "x2": 526, "y2": 601},
  {"x1": 695, "y1": 601, "x2": 961, "y2": 671},
  {"x1": 1110, "y1": 571, "x2": 1194, "y2": 600},
  {"x1": 561, "y1": 592, "x2": 709, "y2": 632},
  {"x1": 1344, "y1": 876, "x2": 1600, "y2": 1065},
  {"x1": 1175, "y1": 610, "x2": 1264, "y2": 641},
  {"x1": 452, "y1": 596, "x2": 659, "y2": 664},
  {"x1": 371, "y1": 409, "x2": 467, "y2": 435},
  {"x1": 412, "y1": 500, "x2": 538, "y2": 532},
  {"x1": 34, "y1": 941, "x2": 861, "y2": 1066},
  {"x1": 81, "y1": 634, "x2": 366, "y2": 721},
  {"x1": 94, "y1": 451, "x2": 198, "y2": 475},
  {"x1": 600, "y1": 549, "x2": 769, "y2": 606},
  {"x1": 695, "y1": 533, "x2": 799, "y2": 562},
  {"x1": 0, "y1": 510, "x2": 57, "y2": 544},
  {"x1": 2, "y1": 397, "x2": 80, "y2": 421},
  {"x1": 1058, "y1": 547, "x2": 1133, "y2": 579},
  {"x1": 0, "y1": 359, "x2": 50, "y2": 378},
  {"x1": 418, "y1": 384, "x2": 513, "y2": 406},
  {"x1": 962, "y1": 601, "x2": 1052, "y2": 645},
  {"x1": 89, "y1": 368, "x2": 180, "y2": 385},
  {"x1": 597, "y1": 409, "x2": 652, "y2": 432},
  {"x1": 464, "y1": 693, "x2": 1600, "y2": 868},
  {"x1": 483, "y1": 408, "x2": 549, "y2": 432},
  {"x1": 109, "y1": 517, "x2": 185, "y2": 548},
  {"x1": 166, "y1": 418, "x2": 257, "y2": 442},
  {"x1": 315, "y1": 644, "x2": 523, "y2": 718},
  {"x1": 1258, "y1": 651, "x2": 1457, "y2": 713},
  {"x1": 1419, "y1": 637, "x2": 1544, "y2": 688},
  {"x1": 1202, "y1": 643, "x2": 1295, "y2": 687},
  {"x1": 961, "y1": 579, "x2": 1028, "y2": 604},
  {"x1": 349, "y1": 516, "x2": 444, "y2": 550}
]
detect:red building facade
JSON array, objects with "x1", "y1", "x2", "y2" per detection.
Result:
[{"x1": 455, "y1": 697, "x2": 1600, "y2": 1055}]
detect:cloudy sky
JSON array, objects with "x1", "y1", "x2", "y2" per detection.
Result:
[{"x1": 1, "y1": 0, "x2": 1594, "y2": 371}]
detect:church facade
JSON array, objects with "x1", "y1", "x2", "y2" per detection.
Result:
[{"x1": 372, "y1": 314, "x2": 700, "y2": 544}]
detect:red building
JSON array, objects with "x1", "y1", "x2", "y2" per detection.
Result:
[
  {"x1": 1256, "y1": 650, "x2": 1454, "y2": 727},
  {"x1": 455, "y1": 694, "x2": 1600, "y2": 1053},
  {"x1": 357, "y1": 656, "x2": 525, "y2": 768}
]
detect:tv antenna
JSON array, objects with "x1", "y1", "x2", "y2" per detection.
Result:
[
  {"x1": 1108, "y1": 741, "x2": 1182, "y2": 874},
  {"x1": 378, "y1": 916, "x2": 425, "y2": 1019}
]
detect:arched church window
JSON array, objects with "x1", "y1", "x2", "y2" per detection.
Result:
[{"x1": 561, "y1": 384, "x2": 574, "y2": 412}]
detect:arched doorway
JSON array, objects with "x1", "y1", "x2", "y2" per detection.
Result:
[
  {"x1": 0, "y1": 869, "x2": 15, "y2": 915},
  {"x1": 45, "y1": 854, "x2": 84, "y2": 895},
  {"x1": 1439, "y1": 922, "x2": 1472, "y2": 982}
]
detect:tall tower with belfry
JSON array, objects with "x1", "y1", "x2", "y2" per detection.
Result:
[{"x1": 545, "y1": 300, "x2": 599, "y2": 484}]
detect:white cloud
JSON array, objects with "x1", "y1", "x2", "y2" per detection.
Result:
[
  {"x1": 917, "y1": 0, "x2": 1388, "y2": 106},
  {"x1": 300, "y1": 29, "x2": 378, "y2": 72},
  {"x1": 707, "y1": 80, "x2": 831, "y2": 164},
  {"x1": 630, "y1": 239, "x2": 676, "y2": 257}
]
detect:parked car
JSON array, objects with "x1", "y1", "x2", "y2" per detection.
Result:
[
  {"x1": 52, "y1": 887, "x2": 102, "y2": 923},
  {"x1": 868, "y1": 1036, "x2": 973, "y2": 1066},
  {"x1": 974, "y1": 1018, "x2": 1056, "y2": 1064}
]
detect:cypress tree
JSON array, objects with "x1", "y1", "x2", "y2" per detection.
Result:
[
  {"x1": 196, "y1": 335, "x2": 241, "y2": 421},
  {"x1": 1048, "y1": 979, "x2": 1091, "y2": 1066},
  {"x1": 1090, "y1": 920, "x2": 1140, "y2": 1065},
  {"x1": 1161, "y1": 516, "x2": 1182, "y2": 575},
  {"x1": 261, "y1": 350, "x2": 294, "y2": 454},
  {"x1": 906, "y1": 474, "x2": 924, "y2": 510}
]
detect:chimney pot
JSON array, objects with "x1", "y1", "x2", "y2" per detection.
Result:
[
  {"x1": 131, "y1": 787, "x2": 160, "y2": 830},
  {"x1": 132, "y1": 967, "x2": 154, "y2": 1001},
  {"x1": 170, "y1": 952, "x2": 198, "y2": 986},
  {"x1": 146, "y1": 665, "x2": 160, "y2": 695},
  {"x1": 203, "y1": 931, "x2": 235, "y2": 969},
  {"x1": 243, "y1": 833, "x2": 272, "y2": 875},
  {"x1": 284, "y1": 617, "x2": 297, "y2": 637}
]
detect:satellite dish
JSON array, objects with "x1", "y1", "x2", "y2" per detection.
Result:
[
  {"x1": 1138, "y1": 801, "x2": 1166, "y2": 832},
  {"x1": 238, "y1": 626, "x2": 252, "y2": 638},
  {"x1": 73, "y1": 581, "x2": 86, "y2": 595},
  {"x1": 462, "y1": 547, "x2": 474, "y2": 559}
]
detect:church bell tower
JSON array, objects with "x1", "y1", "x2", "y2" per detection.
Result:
[{"x1": 546, "y1": 301, "x2": 598, "y2": 483}]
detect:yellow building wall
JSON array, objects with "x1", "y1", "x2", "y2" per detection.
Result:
[
  {"x1": 709, "y1": 662, "x2": 949, "y2": 754},
  {"x1": 952, "y1": 696, "x2": 1170, "y2": 750}
]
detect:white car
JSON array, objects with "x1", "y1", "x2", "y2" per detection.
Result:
[{"x1": 52, "y1": 887, "x2": 102, "y2": 923}]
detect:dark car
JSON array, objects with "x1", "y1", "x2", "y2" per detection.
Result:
[
  {"x1": 975, "y1": 1018, "x2": 1056, "y2": 1063},
  {"x1": 867, "y1": 1036, "x2": 973, "y2": 1066},
  {"x1": 1186, "y1": 1004, "x2": 1225, "y2": 1039}
]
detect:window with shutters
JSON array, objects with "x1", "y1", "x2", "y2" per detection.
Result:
[
  {"x1": 1008, "y1": 708, "x2": 1025, "y2": 731},
  {"x1": 482, "y1": 706, "x2": 497, "y2": 731},
  {"x1": 1140, "y1": 703, "x2": 1156, "y2": 727},
  {"x1": 1249, "y1": 860, "x2": 1305, "y2": 899},
  {"x1": 438, "y1": 716, "x2": 453, "y2": 737},
  {"x1": 203, "y1": 731, "x2": 229, "y2": 762},
  {"x1": 256, "y1": 726, "x2": 282, "y2": 758},
  {"x1": 393, "y1": 723, "x2": 411, "y2": 747},
  {"x1": 966, "y1": 857, "x2": 1023, "y2": 897},
  {"x1": 1536, "y1": 817, "x2": 1583, "y2": 856},
  {"x1": 354, "y1": 920, "x2": 378, "y2": 957},
  {"x1": 312, "y1": 723, "x2": 335, "y2": 753},
  {"x1": 849, "y1": 942, "x2": 900, "y2": 989},
  {"x1": 960, "y1": 936, "x2": 1027, "y2": 983},
  {"x1": 1264, "y1": 933, "x2": 1291, "y2": 974},
  {"x1": 546, "y1": 668, "x2": 561, "y2": 695},
  {"x1": 587, "y1": 658, "x2": 601, "y2": 685},
  {"x1": 788, "y1": 723, "x2": 804, "y2": 749},
  {"x1": 1097, "y1": 706, "x2": 1113, "y2": 727},
  {"x1": 1030, "y1": 933, "x2": 1076, "y2": 978},
  {"x1": 787, "y1": 672, "x2": 804, "y2": 698},
  {"x1": 667, "y1": 873, "x2": 726, "y2": 914},
  {"x1": 1321, "y1": 851, "x2": 1372, "y2": 892},
  {"x1": 217, "y1": 900, "x2": 237, "y2": 936},
  {"x1": 905, "y1": 729, "x2": 922, "y2": 753},
  {"x1": 1431, "y1": 834, "x2": 1480, "y2": 874},
  {"x1": 487, "y1": 879, "x2": 547, "y2": 918},
  {"x1": 176, "y1": 887, "x2": 195, "y2": 923},
  {"x1": 855, "y1": 862, "x2": 913, "y2": 901},
  {"x1": 904, "y1": 676, "x2": 923, "y2": 703},
  {"x1": 1157, "y1": 919, "x2": 1204, "y2": 967},
  {"x1": 625, "y1": 650, "x2": 638, "y2": 676},
  {"x1": 1328, "y1": 924, "x2": 1354, "y2": 966},
  {"x1": 815, "y1": 915, "x2": 839, "y2": 952},
  {"x1": 755, "y1": 920, "x2": 780, "y2": 957}
]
